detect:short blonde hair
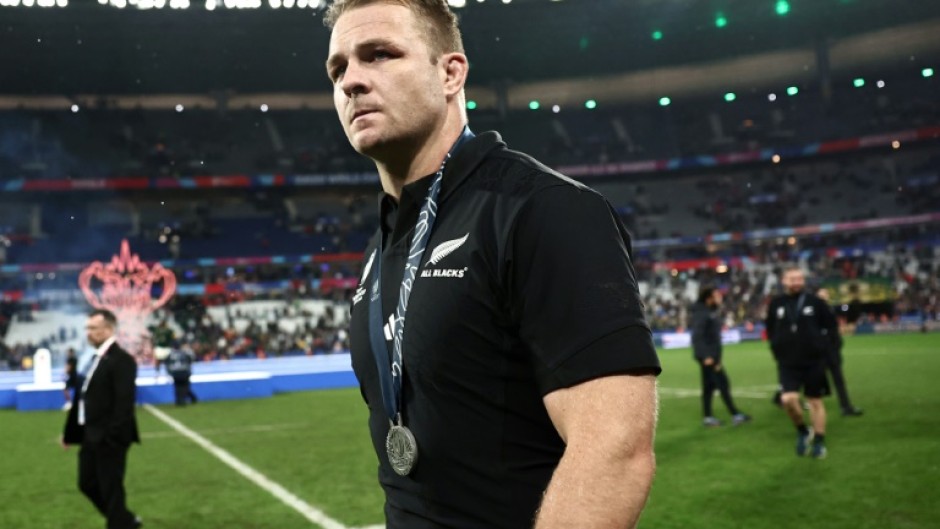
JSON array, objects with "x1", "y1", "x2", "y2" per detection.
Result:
[{"x1": 324, "y1": 0, "x2": 464, "y2": 59}]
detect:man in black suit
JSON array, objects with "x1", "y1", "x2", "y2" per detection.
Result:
[{"x1": 62, "y1": 309, "x2": 142, "y2": 529}]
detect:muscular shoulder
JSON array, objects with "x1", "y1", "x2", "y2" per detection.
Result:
[{"x1": 473, "y1": 145, "x2": 596, "y2": 201}]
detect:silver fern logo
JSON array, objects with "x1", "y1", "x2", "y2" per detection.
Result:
[
  {"x1": 421, "y1": 234, "x2": 470, "y2": 279},
  {"x1": 427, "y1": 234, "x2": 469, "y2": 266}
]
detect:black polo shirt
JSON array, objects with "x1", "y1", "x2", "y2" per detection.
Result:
[
  {"x1": 348, "y1": 131, "x2": 661, "y2": 528},
  {"x1": 766, "y1": 292, "x2": 837, "y2": 367}
]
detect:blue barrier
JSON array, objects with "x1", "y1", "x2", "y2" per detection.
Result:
[{"x1": 2, "y1": 354, "x2": 359, "y2": 412}]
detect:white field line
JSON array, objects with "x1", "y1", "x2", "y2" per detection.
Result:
[
  {"x1": 141, "y1": 422, "x2": 311, "y2": 440},
  {"x1": 143, "y1": 404, "x2": 352, "y2": 529},
  {"x1": 659, "y1": 386, "x2": 775, "y2": 399},
  {"x1": 847, "y1": 348, "x2": 935, "y2": 356}
]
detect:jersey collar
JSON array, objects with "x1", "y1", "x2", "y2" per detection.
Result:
[
  {"x1": 375, "y1": 131, "x2": 505, "y2": 244},
  {"x1": 437, "y1": 130, "x2": 504, "y2": 202}
]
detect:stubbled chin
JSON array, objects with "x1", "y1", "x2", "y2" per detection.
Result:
[{"x1": 350, "y1": 129, "x2": 384, "y2": 155}]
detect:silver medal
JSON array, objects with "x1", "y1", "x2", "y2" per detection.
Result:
[{"x1": 386, "y1": 422, "x2": 418, "y2": 476}]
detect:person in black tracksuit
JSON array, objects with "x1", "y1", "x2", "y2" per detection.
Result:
[
  {"x1": 63, "y1": 347, "x2": 82, "y2": 408},
  {"x1": 766, "y1": 267, "x2": 837, "y2": 459},
  {"x1": 816, "y1": 288, "x2": 863, "y2": 417},
  {"x1": 690, "y1": 287, "x2": 750, "y2": 427}
]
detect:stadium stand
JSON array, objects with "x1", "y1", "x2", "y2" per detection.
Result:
[{"x1": 2, "y1": 79, "x2": 938, "y2": 180}]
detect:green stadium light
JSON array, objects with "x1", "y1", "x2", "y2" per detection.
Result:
[
  {"x1": 652, "y1": 30, "x2": 663, "y2": 41},
  {"x1": 787, "y1": 86, "x2": 799, "y2": 96},
  {"x1": 528, "y1": 100, "x2": 540, "y2": 110},
  {"x1": 724, "y1": 92, "x2": 737, "y2": 102},
  {"x1": 853, "y1": 78, "x2": 865, "y2": 88},
  {"x1": 923, "y1": 67, "x2": 935, "y2": 78},
  {"x1": 659, "y1": 97, "x2": 671, "y2": 107},
  {"x1": 585, "y1": 99, "x2": 597, "y2": 110},
  {"x1": 466, "y1": 100, "x2": 477, "y2": 110},
  {"x1": 775, "y1": 0, "x2": 790, "y2": 16},
  {"x1": 715, "y1": 12, "x2": 728, "y2": 28}
]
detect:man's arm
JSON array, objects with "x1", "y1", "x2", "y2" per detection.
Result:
[
  {"x1": 536, "y1": 373, "x2": 658, "y2": 529},
  {"x1": 818, "y1": 298, "x2": 839, "y2": 335},
  {"x1": 764, "y1": 299, "x2": 777, "y2": 342},
  {"x1": 689, "y1": 309, "x2": 712, "y2": 363},
  {"x1": 817, "y1": 298, "x2": 842, "y2": 349},
  {"x1": 106, "y1": 353, "x2": 137, "y2": 445}
]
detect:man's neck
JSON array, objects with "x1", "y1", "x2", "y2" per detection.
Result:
[
  {"x1": 375, "y1": 118, "x2": 466, "y2": 201},
  {"x1": 96, "y1": 335, "x2": 116, "y2": 355}
]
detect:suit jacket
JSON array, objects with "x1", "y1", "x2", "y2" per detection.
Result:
[{"x1": 63, "y1": 342, "x2": 140, "y2": 447}]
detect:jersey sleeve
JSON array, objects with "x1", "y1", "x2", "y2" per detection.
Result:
[
  {"x1": 765, "y1": 298, "x2": 778, "y2": 341},
  {"x1": 507, "y1": 183, "x2": 661, "y2": 396}
]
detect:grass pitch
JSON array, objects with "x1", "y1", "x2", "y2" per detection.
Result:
[{"x1": 1, "y1": 333, "x2": 937, "y2": 528}]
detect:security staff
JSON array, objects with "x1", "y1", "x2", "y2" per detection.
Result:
[
  {"x1": 325, "y1": 1, "x2": 661, "y2": 527},
  {"x1": 766, "y1": 267, "x2": 837, "y2": 459},
  {"x1": 690, "y1": 287, "x2": 750, "y2": 427},
  {"x1": 166, "y1": 344, "x2": 197, "y2": 407}
]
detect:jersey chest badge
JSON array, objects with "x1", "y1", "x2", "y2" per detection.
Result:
[{"x1": 420, "y1": 233, "x2": 470, "y2": 279}]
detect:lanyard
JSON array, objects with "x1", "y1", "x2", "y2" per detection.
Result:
[
  {"x1": 367, "y1": 127, "x2": 474, "y2": 424},
  {"x1": 788, "y1": 293, "x2": 806, "y2": 328}
]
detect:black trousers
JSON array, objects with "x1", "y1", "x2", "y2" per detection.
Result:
[
  {"x1": 826, "y1": 351, "x2": 854, "y2": 410},
  {"x1": 78, "y1": 441, "x2": 137, "y2": 529},
  {"x1": 173, "y1": 375, "x2": 197, "y2": 406},
  {"x1": 699, "y1": 361, "x2": 739, "y2": 417}
]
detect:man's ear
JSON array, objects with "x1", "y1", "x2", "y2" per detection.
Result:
[{"x1": 440, "y1": 52, "x2": 469, "y2": 97}]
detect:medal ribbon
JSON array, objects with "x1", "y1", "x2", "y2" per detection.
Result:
[
  {"x1": 367, "y1": 127, "x2": 474, "y2": 424},
  {"x1": 789, "y1": 293, "x2": 806, "y2": 331}
]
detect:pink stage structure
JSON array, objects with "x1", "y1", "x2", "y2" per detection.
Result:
[{"x1": 78, "y1": 240, "x2": 177, "y2": 359}]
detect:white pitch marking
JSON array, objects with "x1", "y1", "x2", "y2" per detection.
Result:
[
  {"x1": 144, "y1": 404, "x2": 350, "y2": 529},
  {"x1": 141, "y1": 422, "x2": 311, "y2": 440},
  {"x1": 847, "y1": 348, "x2": 934, "y2": 356},
  {"x1": 658, "y1": 386, "x2": 773, "y2": 399}
]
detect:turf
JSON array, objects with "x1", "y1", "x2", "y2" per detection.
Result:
[{"x1": 1, "y1": 333, "x2": 937, "y2": 528}]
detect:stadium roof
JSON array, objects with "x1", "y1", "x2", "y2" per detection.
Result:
[{"x1": 0, "y1": 0, "x2": 938, "y2": 96}]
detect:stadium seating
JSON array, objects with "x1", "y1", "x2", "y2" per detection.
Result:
[{"x1": 1, "y1": 78, "x2": 937, "y2": 181}]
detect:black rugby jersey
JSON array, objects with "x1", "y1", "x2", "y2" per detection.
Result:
[
  {"x1": 766, "y1": 291, "x2": 838, "y2": 367},
  {"x1": 348, "y1": 131, "x2": 661, "y2": 528}
]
